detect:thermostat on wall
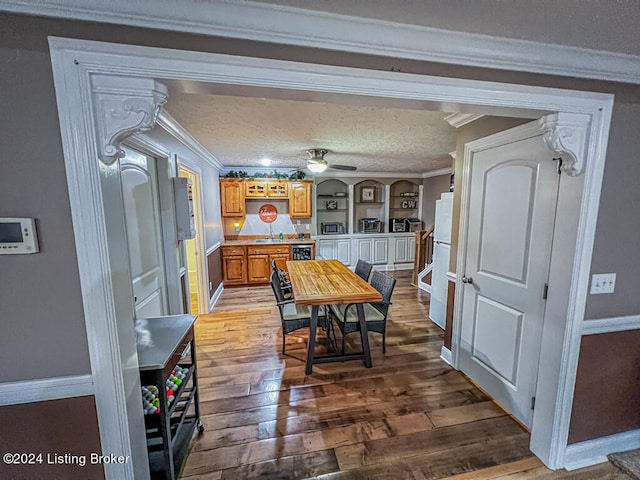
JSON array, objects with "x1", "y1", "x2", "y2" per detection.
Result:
[{"x1": 0, "y1": 218, "x2": 39, "y2": 254}]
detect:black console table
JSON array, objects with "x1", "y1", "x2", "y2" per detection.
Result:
[{"x1": 136, "y1": 315, "x2": 204, "y2": 480}]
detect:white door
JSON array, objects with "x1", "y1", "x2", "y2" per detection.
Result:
[
  {"x1": 458, "y1": 131, "x2": 559, "y2": 428},
  {"x1": 121, "y1": 148, "x2": 168, "y2": 318}
]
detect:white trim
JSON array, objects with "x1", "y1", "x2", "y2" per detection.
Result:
[
  {"x1": 125, "y1": 134, "x2": 170, "y2": 159},
  {"x1": 316, "y1": 171, "x2": 431, "y2": 179},
  {"x1": 563, "y1": 429, "x2": 640, "y2": 470},
  {"x1": 222, "y1": 167, "x2": 449, "y2": 178},
  {"x1": 445, "y1": 113, "x2": 486, "y2": 128},
  {"x1": 440, "y1": 346, "x2": 453, "y2": 367},
  {"x1": 581, "y1": 314, "x2": 640, "y2": 335},
  {"x1": 6, "y1": 0, "x2": 640, "y2": 84},
  {"x1": 47, "y1": 37, "x2": 612, "y2": 475},
  {"x1": 422, "y1": 168, "x2": 453, "y2": 179},
  {"x1": 209, "y1": 282, "x2": 224, "y2": 311},
  {"x1": 446, "y1": 271, "x2": 457, "y2": 283},
  {"x1": 157, "y1": 110, "x2": 224, "y2": 171},
  {"x1": 206, "y1": 242, "x2": 221, "y2": 256},
  {"x1": 0, "y1": 375, "x2": 94, "y2": 406}
]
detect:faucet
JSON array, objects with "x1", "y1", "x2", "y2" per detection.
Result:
[{"x1": 268, "y1": 223, "x2": 273, "y2": 240}]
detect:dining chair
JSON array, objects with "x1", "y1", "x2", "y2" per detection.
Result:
[
  {"x1": 269, "y1": 272, "x2": 331, "y2": 354},
  {"x1": 330, "y1": 270, "x2": 396, "y2": 354},
  {"x1": 271, "y1": 259, "x2": 293, "y2": 299},
  {"x1": 354, "y1": 259, "x2": 373, "y2": 282}
]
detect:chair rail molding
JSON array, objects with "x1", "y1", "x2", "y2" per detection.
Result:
[
  {"x1": 539, "y1": 113, "x2": 591, "y2": 177},
  {"x1": 91, "y1": 75, "x2": 167, "y2": 165}
]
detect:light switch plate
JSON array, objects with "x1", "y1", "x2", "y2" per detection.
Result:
[{"x1": 590, "y1": 273, "x2": 616, "y2": 294}]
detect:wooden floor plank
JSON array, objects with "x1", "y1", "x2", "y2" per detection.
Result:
[{"x1": 178, "y1": 270, "x2": 628, "y2": 479}]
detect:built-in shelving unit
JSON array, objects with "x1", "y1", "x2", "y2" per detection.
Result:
[
  {"x1": 389, "y1": 180, "x2": 421, "y2": 221},
  {"x1": 316, "y1": 179, "x2": 349, "y2": 234},
  {"x1": 354, "y1": 180, "x2": 385, "y2": 233}
]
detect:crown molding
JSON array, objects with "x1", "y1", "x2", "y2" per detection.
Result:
[
  {"x1": 4, "y1": 0, "x2": 640, "y2": 85},
  {"x1": 423, "y1": 167, "x2": 453, "y2": 178},
  {"x1": 157, "y1": 110, "x2": 224, "y2": 171},
  {"x1": 445, "y1": 113, "x2": 486, "y2": 128}
]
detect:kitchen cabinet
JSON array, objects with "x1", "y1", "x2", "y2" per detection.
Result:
[
  {"x1": 317, "y1": 238, "x2": 351, "y2": 265},
  {"x1": 247, "y1": 245, "x2": 290, "y2": 282},
  {"x1": 245, "y1": 180, "x2": 288, "y2": 198},
  {"x1": 356, "y1": 236, "x2": 388, "y2": 264},
  {"x1": 220, "y1": 180, "x2": 244, "y2": 217},
  {"x1": 221, "y1": 243, "x2": 305, "y2": 286},
  {"x1": 221, "y1": 245, "x2": 246, "y2": 284},
  {"x1": 289, "y1": 181, "x2": 313, "y2": 218},
  {"x1": 392, "y1": 234, "x2": 416, "y2": 264}
]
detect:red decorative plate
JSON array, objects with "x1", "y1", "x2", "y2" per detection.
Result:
[{"x1": 258, "y1": 204, "x2": 278, "y2": 223}]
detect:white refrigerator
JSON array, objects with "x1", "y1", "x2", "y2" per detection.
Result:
[{"x1": 429, "y1": 192, "x2": 454, "y2": 329}]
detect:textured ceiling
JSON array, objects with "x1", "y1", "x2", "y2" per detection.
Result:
[{"x1": 165, "y1": 93, "x2": 459, "y2": 174}]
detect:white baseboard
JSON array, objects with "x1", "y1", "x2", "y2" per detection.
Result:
[
  {"x1": 563, "y1": 429, "x2": 640, "y2": 470},
  {"x1": 0, "y1": 374, "x2": 94, "y2": 406},
  {"x1": 440, "y1": 346, "x2": 453, "y2": 366},
  {"x1": 209, "y1": 282, "x2": 224, "y2": 311}
]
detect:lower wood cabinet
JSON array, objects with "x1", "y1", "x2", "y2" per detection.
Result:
[
  {"x1": 221, "y1": 246, "x2": 246, "y2": 285},
  {"x1": 247, "y1": 254, "x2": 270, "y2": 283},
  {"x1": 223, "y1": 244, "x2": 292, "y2": 286}
]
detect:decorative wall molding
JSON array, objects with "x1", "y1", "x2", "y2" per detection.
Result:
[
  {"x1": 125, "y1": 133, "x2": 171, "y2": 159},
  {"x1": 563, "y1": 429, "x2": 640, "y2": 470},
  {"x1": 539, "y1": 113, "x2": 591, "y2": 176},
  {"x1": 445, "y1": 113, "x2": 486, "y2": 128},
  {"x1": 422, "y1": 168, "x2": 453, "y2": 179},
  {"x1": 209, "y1": 282, "x2": 224, "y2": 311},
  {"x1": 157, "y1": 110, "x2": 224, "y2": 171},
  {"x1": 91, "y1": 75, "x2": 167, "y2": 165},
  {"x1": 581, "y1": 314, "x2": 640, "y2": 335},
  {"x1": 0, "y1": 374, "x2": 94, "y2": 406},
  {"x1": 206, "y1": 242, "x2": 221, "y2": 256},
  {"x1": 5, "y1": 0, "x2": 640, "y2": 85}
]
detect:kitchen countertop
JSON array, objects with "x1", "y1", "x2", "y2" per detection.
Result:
[{"x1": 222, "y1": 238, "x2": 315, "y2": 246}]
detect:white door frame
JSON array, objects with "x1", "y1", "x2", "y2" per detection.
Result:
[
  {"x1": 48, "y1": 37, "x2": 612, "y2": 477},
  {"x1": 178, "y1": 162, "x2": 210, "y2": 314}
]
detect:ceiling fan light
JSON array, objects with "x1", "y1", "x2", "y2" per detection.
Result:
[{"x1": 307, "y1": 161, "x2": 328, "y2": 173}]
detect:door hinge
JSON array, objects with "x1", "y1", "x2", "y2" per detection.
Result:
[
  {"x1": 531, "y1": 396, "x2": 536, "y2": 410},
  {"x1": 543, "y1": 283, "x2": 549, "y2": 300}
]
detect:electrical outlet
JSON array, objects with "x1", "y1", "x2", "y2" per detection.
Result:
[
  {"x1": 590, "y1": 273, "x2": 616, "y2": 294},
  {"x1": 306, "y1": 224, "x2": 310, "y2": 230}
]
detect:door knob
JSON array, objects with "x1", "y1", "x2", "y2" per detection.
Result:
[{"x1": 462, "y1": 276, "x2": 473, "y2": 284}]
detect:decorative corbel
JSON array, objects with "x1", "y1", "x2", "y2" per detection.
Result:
[
  {"x1": 539, "y1": 112, "x2": 591, "y2": 176},
  {"x1": 91, "y1": 75, "x2": 168, "y2": 165}
]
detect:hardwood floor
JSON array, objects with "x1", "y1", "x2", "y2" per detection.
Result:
[{"x1": 180, "y1": 271, "x2": 629, "y2": 479}]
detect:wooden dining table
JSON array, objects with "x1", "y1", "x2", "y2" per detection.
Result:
[{"x1": 286, "y1": 259, "x2": 383, "y2": 374}]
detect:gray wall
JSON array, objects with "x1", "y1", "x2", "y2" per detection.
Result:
[
  {"x1": 4, "y1": 8, "x2": 640, "y2": 447},
  {"x1": 422, "y1": 174, "x2": 452, "y2": 229},
  {"x1": 0, "y1": 43, "x2": 90, "y2": 381}
]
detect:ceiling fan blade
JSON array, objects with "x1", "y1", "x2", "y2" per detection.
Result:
[{"x1": 329, "y1": 164, "x2": 357, "y2": 171}]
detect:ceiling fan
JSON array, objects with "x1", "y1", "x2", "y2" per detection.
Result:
[{"x1": 306, "y1": 148, "x2": 357, "y2": 173}]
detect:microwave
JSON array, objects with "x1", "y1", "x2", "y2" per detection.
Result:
[
  {"x1": 321, "y1": 222, "x2": 344, "y2": 235},
  {"x1": 359, "y1": 218, "x2": 381, "y2": 233},
  {"x1": 390, "y1": 218, "x2": 407, "y2": 233}
]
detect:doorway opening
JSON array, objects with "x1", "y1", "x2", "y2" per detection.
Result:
[
  {"x1": 48, "y1": 37, "x2": 613, "y2": 475},
  {"x1": 179, "y1": 165, "x2": 207, "y2": 314}
]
